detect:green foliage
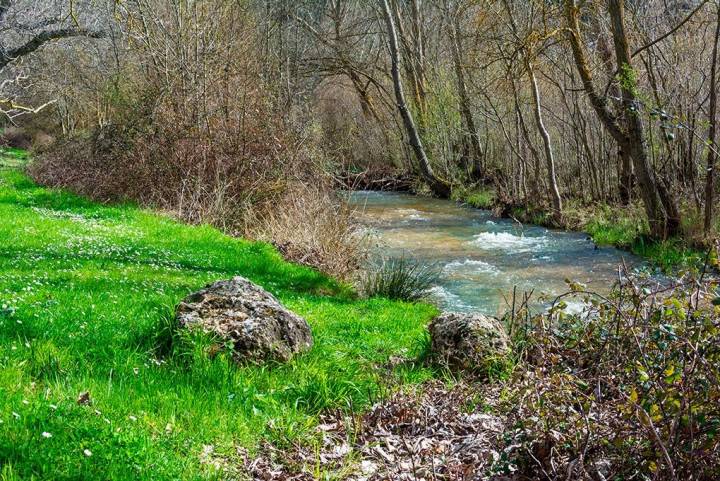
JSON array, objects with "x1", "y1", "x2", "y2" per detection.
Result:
[
  {"x1": 361, "y1": 257, "x2": 440, "y2": 302},
  {"x1": 567, "y1": 202, "x2": 707, "y2": 272},
  {"x1": 0, "y1": 167, "x2": 437, "y2": 480},
  {"x1": 582, "y1": 203, "x2": 647, "y2": 247},
  {"x1": 509, "y1": 205, "x2": 552, "y2": 227},
  {"x1": 618, "y1": 63, "x2": 640, "y2": 99}
]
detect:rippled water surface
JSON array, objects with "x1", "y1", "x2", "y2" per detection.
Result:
[{"x1": 348, "y1": 191, "x2": 646, "y2": 315}]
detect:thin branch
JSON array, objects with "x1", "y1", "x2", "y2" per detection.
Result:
[{"x1": 632, "y1": 0, "x2": 710, "y2": 58}]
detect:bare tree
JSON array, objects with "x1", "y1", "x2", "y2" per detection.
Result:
[
  {"x1": 565, "y1": 0, "x2": 680, "y2": 239},
  {"x1": 380, "y1": 0, "x2": 451, "y2": 197},
  {"x1": 705, "y1": 1, "x2": 720, "y2": 234},
  {"x1": 0, "y1": 0, "x2": 104, "y2": 120},
  {"x1": 445, "y1": 0, "x2": 484, "y2": 181}
]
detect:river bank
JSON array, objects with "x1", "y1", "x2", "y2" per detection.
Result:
[
  {"x1": 0, "y1": 163, "x2": 439, "y2": 479},
  {"x1": 449, "y1": 185, "x2": 715, "y2": 272}
]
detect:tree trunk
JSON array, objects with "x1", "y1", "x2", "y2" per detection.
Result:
[
  {"x1": 618, "y1": 149, "x2": 634, "y2": 204},
  {"x1": 565, "y1": 0, "x2": 678, "y2": 239},
  {"x1": 380, "y1": 0, "x2": 451, "y2": 197},
  {"x1": 704, "y1": 2, "x2": 720, "y2": 234},
  {"x1": 607, "y1": 0, "x2": 679, "y2": 238},
  {"x1": 528, "y1": 60, "x2": 563, "y2": 219},
  {"x1": 448, "y1": 7, "x2": 483, "y2": 181},
  {"x1": 595, "y1": 19, "x2": 634, "y2": 204}
]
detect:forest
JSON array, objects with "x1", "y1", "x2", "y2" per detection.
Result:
[{"x1": 0, "y1": 0, "x2": 719, "y2": 480}]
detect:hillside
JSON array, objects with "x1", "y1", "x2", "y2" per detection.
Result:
[{"x1": 0, "y1": 166, "x2": 436, "y2": 480}]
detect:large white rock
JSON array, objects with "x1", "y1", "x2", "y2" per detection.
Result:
[{"x1": 176, "y1": 276, "x2": 313, "y2": 363}]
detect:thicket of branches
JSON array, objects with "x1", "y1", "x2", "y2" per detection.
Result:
[
  {"x1": 1, "y1": 0, "x2": 720, "y2": 262},
  {"x1": 500, "y1": 263, "x2": 720, "y2": 480}
]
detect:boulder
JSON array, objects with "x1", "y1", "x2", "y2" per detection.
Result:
[
  {"x1": 176, "y1": 276, "x2": 313, "y2": 363},
  {"x1": 428, "y1": 312, "x2": 510, "y2": 373}
]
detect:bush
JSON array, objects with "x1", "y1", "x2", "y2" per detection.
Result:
[
  {"x1": 498, "y1": 272, "x2": 720, "y2": 479},
  {"x1": 452, "y1": 186, "x2": 496, "y2": 209},
  {"x1": 253, "y1": 183, "x2": 367, "y2": 280},
  {"x1": 360, "y1": 257, "x2": 440, "y2": 302},
  {"x1": 26, "y1": 2, "x2": 366, "y2": 279}
]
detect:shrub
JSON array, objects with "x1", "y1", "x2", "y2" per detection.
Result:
[
  {"x1": 452, "y1": 186, "x2": 496, "y2": 209},
  {"x1": 252, "y1": 183, "x2": 368, "y2": 280},
  {"x1": 27, "y1": 1, "x2": 367, "y2": 279},
  {"x1": 360, "y1": 257, "x2": 440, "y2": 302},
  {"x1": 499, "y1": 272, "x2": 720, "y2": 479}
]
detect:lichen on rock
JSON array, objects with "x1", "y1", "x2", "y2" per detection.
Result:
[
  {"x1": 176, "y1": 276, "x2": 313, "y2": 363},
  {"x1": 429, "y1": 312, "x2": 510, "y2": 374}
]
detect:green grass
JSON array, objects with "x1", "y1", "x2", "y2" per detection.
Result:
[
  {"x1": 574, "y1": 203, "x2": 709, "y2": 272},
  {"x1": 0, "y1": 168, "x2": 437, "y2": 480},
  {"x1": 0, "y1": 147, "x2": 29, "y2": 169},
  {"x1": 452, "y1": 186, "x2": 495, "y2": 210}
]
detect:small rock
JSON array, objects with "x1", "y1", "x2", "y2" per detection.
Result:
[
  {"x1": 360, "y1": 460, "x2": 377, "y2": 474},
  {"x1": 428, "y1": 312, "x2": 510, "y2": 374},
  {"x1": 176, "y1": 276, "x2": 313, "y2": 363},
  {"x1": 77, "y1": 391, "x2": 91, "y2": 406}
]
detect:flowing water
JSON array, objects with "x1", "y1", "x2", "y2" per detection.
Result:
[{"x1": 348, "y1": 191, "x2": 648, "y2": 315}]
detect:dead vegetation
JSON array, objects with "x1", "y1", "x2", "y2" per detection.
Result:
[
  {"x1": 27, "y1": 1, "x2": 366, "y2": 280},
  {"x1": 238, "y1": 381, "x2": 506, "y2": 481},
  {"x1": 232, "y1": 263, "x2": 720, "y2": 481}
]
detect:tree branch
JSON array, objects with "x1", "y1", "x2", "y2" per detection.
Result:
[
  {"x1": 0, "y1": 27, "x2": 105, "y2": 71},
  {"x1": 632, "y1": 0, "x2": 709, "y2": 58}
]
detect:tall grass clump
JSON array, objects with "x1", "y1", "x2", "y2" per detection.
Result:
[
  {"x1": 361, "y1": 257, "x2": 440, "y2": 302},
  {"x1": 251, "y1": 183, "x2": 368, "y2": 280}
]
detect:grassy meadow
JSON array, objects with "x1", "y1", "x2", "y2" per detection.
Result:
[{"x1": 0, "y1": 159, "x2": 437, "y2": 480}]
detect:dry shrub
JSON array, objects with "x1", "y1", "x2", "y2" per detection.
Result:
[
  {"x1": 30, "y1": 99, "x2": 364, "y2": 278},
  {"x1": 500, "y1": 270, "x2": 720, "y2": 480},
  {"x1": 27, "y1": 1, "x2": 367, "y2": 279},
  {"x1": 249, "y1": 183, "x2": 367, "y2": 280},
  {"x1": 0, "y1": 126, "x2": 32, "y2": 149}
]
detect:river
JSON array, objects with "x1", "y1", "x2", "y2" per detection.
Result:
[{"x1": 348, "y1": 191, "x2": 649, "y2": 315}]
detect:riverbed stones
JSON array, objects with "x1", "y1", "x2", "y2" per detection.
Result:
[
  {"x1": 428, "y1": 312, "x2": 510, "y2": 374},
  {"x1": 175, "y1": 276, "x2": 313, "y2": 363}
]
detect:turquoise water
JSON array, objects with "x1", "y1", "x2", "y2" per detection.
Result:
[{"x1": 349, "y1": 191, "x2": 646, "y2": 315}]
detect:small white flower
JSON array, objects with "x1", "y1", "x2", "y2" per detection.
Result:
[
  {"x1": 49, "y1": 404, "x2": 58, "y2": 410},
  {"x1": 83, "y1": 449, "x2": 92, "y2": 457},
  {"x1": 41, "y1": 432, "x2": 52, "y2": 438},
  {"x1": 11, "y1": 412, "x2": 19, "y2": 419},
  {"x1": 128, "y1": 415, "x2": 137, "y2": 422}
]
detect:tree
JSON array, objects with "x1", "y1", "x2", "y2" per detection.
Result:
[
  {"x1": 565, "y1": 0, "x2": 680, "y2": 239},
  {"x1": 704, "y1": 1, "x2": 720, "y2": 235},
  {"x1": 502, "y1": 0, "x2": 563, "y2": 219},
  {"x1": 445, "y1": 0, "x2": 484, "y2": 181},
  {"x1": 0, "y1": 0, "x2": 104, "y2": 120},
  {"x1": 379, "y1": 0, "x2": 451, "y2": 197}
]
